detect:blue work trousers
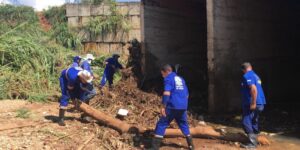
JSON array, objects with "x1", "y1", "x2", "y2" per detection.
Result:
[
  {"x1": 154, "y1": 109, "x2": 190, "y2": 137},
  {"x1": 242, "y1": 105, "x2": 264, "y2": 134}
]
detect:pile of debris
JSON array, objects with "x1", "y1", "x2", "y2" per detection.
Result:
[
  {"x1": 83, "y1": 40, "x2": 270, "y2": 148},
  {"x1": 91, "y1": 77, "x2": 200, "y2": 130}
]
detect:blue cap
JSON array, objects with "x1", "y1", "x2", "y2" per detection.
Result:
[{"x1": 73, "y1": 56, "x2": 82, "y2": 62}]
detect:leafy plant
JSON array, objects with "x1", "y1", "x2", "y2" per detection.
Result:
[
  {"x1": 84, "y1": 0, "x2": 131, "y2": 41},
  {"x1": 16, "y1": 108, "x2": 31, "y2": 119},
  {"x1": 44, "y1": 5, "x2": 67, "y2": 25},
  {"x1": 0, "y1": 5, "x2": 74, "y2": 101},
  {"x1": 81, "y1": 0, "x2": 104, "y2": 5},
  {"x1": 51, "y1": 23, "x2": 82, "y2": 50},
  {"x1": 44, "y1": 5, "x2": 82, "y2": 50},
  {"x1": 0, "y1": 5, "x2": 38, "y2": 27}
]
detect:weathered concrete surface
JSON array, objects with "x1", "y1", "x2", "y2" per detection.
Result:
[
  {"x1": 208, "y1": 0, "x2": 300, "y2": 112},
  {"x1": 66, "y1": 2, "x2": 141, "y2": 54},
  {"x1": 142, "y1": 0, "x2": 300, "y2": 112},
  {"x1": 141, "y1": 0, "x2": 208, "y2": 108},
  {"x1": 66, "y1": 3, "x2": 140, "y2": 17}
]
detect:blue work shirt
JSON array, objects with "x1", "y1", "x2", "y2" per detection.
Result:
[
  {"x1": 71, "y1": 62, "x2": 79, "y2": 67},
  {"x1": 81, "y1": 60, "x2": 93, "y2": 75},
  {"x1": 62, "y1": 67, "x2": 82, "y2": 88},
  {"x1": 104, "y1": 57, "x2": 123, "y2": 75},
  {"x1": 163, "y1": 72, "x2": 189, "y2": 110},
  {"x1": 241, "y1": 70, "x2": 266, "y2": 106}
]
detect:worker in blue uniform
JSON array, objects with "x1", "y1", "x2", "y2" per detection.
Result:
[
  {"x1": 80, "y1": 53, "x2": 96, "y2": 101},
  {"x1": 80, "y1": 54, "x2": 97, "y2": 121},
  {"x1": 71, "y1": 56, "x2": 82, "y2": 67},
  {"x1": 99, "y1": 54, "x2": 123, "y2": 90},
  {"x1": 151, "y1": 64, "x2": 194, "y2": 150},
  {"x1": 58, "y1": 67, "x2": 93, "y2": 126},
  {"x1": 240, "y1": 62, "x2": 266, "y2": 148},
  {"x1": 81, "y1": 54, "x2": 95, "y2": 75}
]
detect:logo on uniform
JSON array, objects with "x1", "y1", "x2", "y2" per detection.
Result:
[
  {"x1": 258, "y1": 80, "x2": 262, "y2": 84},
  {"x1": 174, "y1": 76, "x2": 184, "y2": 90}
]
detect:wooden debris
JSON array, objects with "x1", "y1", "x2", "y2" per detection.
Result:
[{"x1": 77, "y1": 134, "x2": 95, "y2": 150}]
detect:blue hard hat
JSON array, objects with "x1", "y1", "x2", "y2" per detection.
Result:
[{"x1": 73, "y1": 56, "x2": 82, "y2": 62}]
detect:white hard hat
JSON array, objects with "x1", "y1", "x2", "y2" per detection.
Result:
[
  {"x1": 86, "y1": 54, "x2": 95, "y2": 60},
  {"x1": 78, "y1": 70, "x2": 93, "y2": 83}
]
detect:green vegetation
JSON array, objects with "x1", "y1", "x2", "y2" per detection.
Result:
[
  {"x1": 16, "y1": 108, "x2": 31, "y2": 118},
  {"x1": 0, "y1": 2, "x2": 127, "y2": 101},
  {"x1": 44, "y1": 6, "x2": 82, "y2": 50},
  {"x1": 81, "y1": 0, "x2": 104, "y2": 5},
  {"x1": 84, "y1": 0, "x2": 131, "y2": 41},
  {"x1": 44, "y1": 6, "x2": 67, "y2": 25},
  {"x1": 0, "y1": 5, "x2": 38, "y2": 27},
  {"x1": 51, "y1": 23, "x2": 82, "y2": 49},
  {"x1": 0, "y1": 5, "x2": 73, "y2": 101}
]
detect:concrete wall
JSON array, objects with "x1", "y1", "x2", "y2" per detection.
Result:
[
  {"x1": 66, "y1": 2, "x2": 141, "y2": 54},
  {"x1": 142, "y1": 0, "x2": 300, "y2": 112},
  {"x1": 208, "y1": 0, "x2": 300, "y2": 112},
  {"x1": 141, "y1": 0, "x2": 207, "y2": 109}
]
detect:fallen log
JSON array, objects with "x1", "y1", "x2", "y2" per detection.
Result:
[
  {"x1": 79, "y1": 101, "x2": 142, "y2": 133},
  {"x1": 78, "y1": 102, "x2": 270, "y2": 145}
]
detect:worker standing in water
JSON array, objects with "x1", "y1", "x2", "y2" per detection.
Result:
[
  {"x1": 99, "y1": 54, "x2": 123, "y2": 90},
  {"x1": 240, "y1": 62, "x2": 266, "y2": 149},
  {"x1": 151, "y1": 64, "x2": 194, "y2": 150}
]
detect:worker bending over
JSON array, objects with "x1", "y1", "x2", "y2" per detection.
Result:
[
  {"x1": 151, "y1": 64, "x2": 194, "y2": 150},
  {"x1": 58, "y1": 67, "x2": 93, "y2": 126}
]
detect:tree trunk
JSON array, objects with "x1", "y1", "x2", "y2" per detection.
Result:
[{"x1": 78, "y1": 102, "x2": 270, "y2": 145}]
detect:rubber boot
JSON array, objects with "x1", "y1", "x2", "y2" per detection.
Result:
[
  {"x1": 150, "y1": 137, "x2": 162, "y2": 150},
  {"x1": 58, "y1": 109, "x2": 66, "y2": 126},
  {"x1": 186, "y1": 136, "x2": 195, "y2": 150},
  {"x1": 240, "y1": 133, "x2": 257, "y2": 149}
]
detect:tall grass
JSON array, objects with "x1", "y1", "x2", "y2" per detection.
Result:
[
  {"x1": 0, "y1": 5, "x2": 38, "y2": 27},
  {"x1": 44, "y1": 5, "x2": 82, "y2": 50},
  {"x1": 0, "y1": 5, "x2": 74, "y2": 101}
]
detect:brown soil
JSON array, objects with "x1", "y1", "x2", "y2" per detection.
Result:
[
  {"x1": 0, "y1": 100, "x2": 296, "y2": 150},
  {"x1": 0, "y1": 91, "x2": 299, "y2": 149},
  {"x1": 37, "y1": 12, "x2": 51, "y2": 32}
]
